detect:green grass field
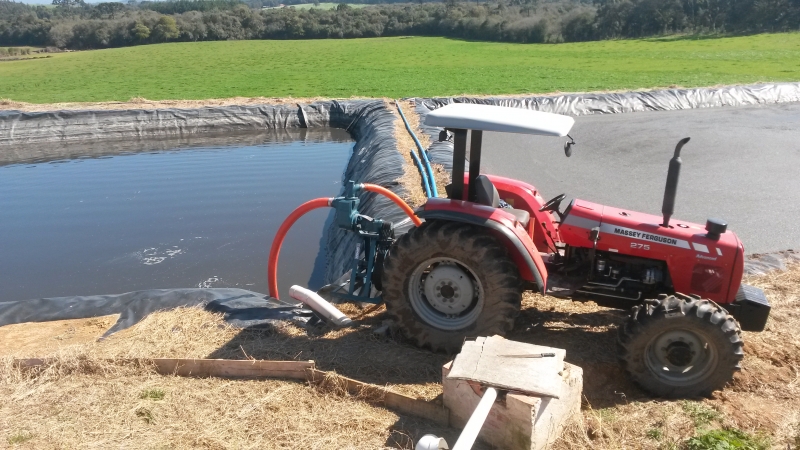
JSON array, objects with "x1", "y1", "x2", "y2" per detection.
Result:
[{"x1": 1, "y1": 34, "x2": 799, "y2": 104}]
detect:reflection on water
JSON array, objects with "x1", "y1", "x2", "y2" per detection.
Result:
[{"x1": 0, "y1": 129, "x2": 353, "y2": 301}]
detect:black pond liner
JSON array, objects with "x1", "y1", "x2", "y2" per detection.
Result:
[
  {"x1": 0, "y1": 100, "x2": 408, "y2": 331},
  {"x1": 2, "y1": 83, "x2": 798, "y2": 332},
  {"x1": 0, "y1": 289, "x2": 312, "y2": 337}
]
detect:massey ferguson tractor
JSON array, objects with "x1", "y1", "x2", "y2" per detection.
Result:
[
  {"x1": 270, "y1": 103, "x2": 771, "y2": 398},
  {"x1": 378, "y1": 104, "x2": 770, "y2": 398}
]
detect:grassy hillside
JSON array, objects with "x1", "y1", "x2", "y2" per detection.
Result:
[{"x1": 1, "y1": 33, "x2": 799, "y2": 104}]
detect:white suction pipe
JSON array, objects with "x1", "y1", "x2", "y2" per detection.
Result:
[
  {"x1": 451, "y1": 387, "x2": 498, "y2": 450},
  {"x1": 289, "y1": 285, "x2": 353, "y2": 327},
  {"x1": 416, "y1": 434, "x2": 449, "y2": 450}
]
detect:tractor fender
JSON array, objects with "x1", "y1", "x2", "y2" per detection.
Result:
[{"x1": 416, "y1": 209, "x2": 547, "y2": 293}]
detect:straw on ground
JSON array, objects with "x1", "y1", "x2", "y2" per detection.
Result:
[{"x1": 2, "y1": 264, "x2": 799, "y2": 448}]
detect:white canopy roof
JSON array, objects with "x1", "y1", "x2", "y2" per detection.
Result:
[{"x1": 424, "y1": 103, "x2": 575, "y2": 137}]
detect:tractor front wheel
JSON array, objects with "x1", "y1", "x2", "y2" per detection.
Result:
[
  {"x1": 618, "y1": 293, "x2": 744, "y2": 398},
  {"x1": 381, "y1": 221, "x2": 522, "y2": 352}
]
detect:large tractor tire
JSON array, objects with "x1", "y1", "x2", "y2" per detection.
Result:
[
  {"x1": 618, "y1": 293, "x2": 744, "y2": 398},
  {"x1": 381, "y1": 220, "x2": 522, "y2": 352}
]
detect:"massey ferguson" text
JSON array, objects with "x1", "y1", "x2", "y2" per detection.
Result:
[{"x1": 613, "y1": 227, "x2": 679, "y2": 246}]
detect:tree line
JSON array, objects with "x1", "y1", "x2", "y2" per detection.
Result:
[{"x1": 0, "y1": 0, "x2": 797, "y2": 50}]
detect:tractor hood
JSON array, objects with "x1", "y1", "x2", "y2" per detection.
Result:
[{"x1": 559, "y1": 199, "x2": 744, "y2": 303}]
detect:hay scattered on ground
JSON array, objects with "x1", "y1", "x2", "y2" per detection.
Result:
[
  {"x1": 1, "y1": 351, "x2": 406, "y2": 449},
  {"x1": 0, "y1": 84, "x2": 732, "y2": 113},
  {"x1": 12, "y1": 304, "x2": 449, "y2": 401},
  {"x1": 391, "y1": 99, "x2": 450, "y2": 208},
  {"x1": 398, "y1": 99, "x2": 450, "y2": 196},
  {"x1": 390, "y1": 99, "x2": 428, "y2": 208},
  {"x1": 545, "y1": 263, "x2": 800, "y2": 449},
  {"x1": 0, "y1": 302, "x2": 454, "y2": 449},
  {"x1": 0, "y1": 315, "x2": 118, "y2": 358},
  {"x1": 0, "y1": 96, "x2": 366, "y2": 112},
  {"x1": 4, "y1": 264, "x2": 799, "y2": 448}
]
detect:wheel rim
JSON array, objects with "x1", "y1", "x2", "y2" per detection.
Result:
[
  {"x1": 644, "y1": 328, "x2": 718, "y2": 386},
  {"x1": 408, "y1": 257, "x2": 484, "y2": 331}
]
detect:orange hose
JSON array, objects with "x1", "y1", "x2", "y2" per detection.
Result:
[
  {"x1": 361, "y1": 183, "x2": 423, "y2": 227},
  {"x1": 268, "y1": 197, "x2": 332, "y2": 299},
  {"x1": 267, "y1": 185, "x2": 419, "y2": 299}
]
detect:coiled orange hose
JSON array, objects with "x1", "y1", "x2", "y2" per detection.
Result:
[
  {"x1": 268, "y1": 198, "x2": 332, "y2": 299},
  {"x1": 267, "y1": 184, "x2": 422, "y2": 299}
]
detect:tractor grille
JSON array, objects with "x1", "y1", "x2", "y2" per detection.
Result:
[{"x1": 690, "y1": 264, "x2": 725, "y2": 294}]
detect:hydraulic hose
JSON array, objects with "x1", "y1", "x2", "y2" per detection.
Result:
[
  {"x1": 396, "y1": 101, "x2": 439, "y2": 197},
  {"x1": 409, "y1": 150, "x2": 433, "y2": 198},
  {"x1": 361, "y1": 183, "x2": 423, "y2": 227},
  {"x1": 268, "y1": 197, "x2": 332, "y2": 299}
]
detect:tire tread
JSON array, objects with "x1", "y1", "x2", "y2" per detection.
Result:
[
  {"x1": 617, "y1": 294, "x2": 744, "y2": 397},
  {"x1": 382, "y1": 221, "x2": 523, "y2": 352}
]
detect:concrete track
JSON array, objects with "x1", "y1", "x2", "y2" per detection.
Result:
[{"x1": 481, "y1": 102, "x2": 800, "y2": 254}]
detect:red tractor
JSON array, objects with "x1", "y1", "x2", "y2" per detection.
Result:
[{"x1": 380, "y1": 104, "x2": 770, "y2": 398}]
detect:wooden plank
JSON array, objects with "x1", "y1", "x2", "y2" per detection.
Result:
[
  {"x1": 446, "y1": 336, "x2": 565, "y2": 399},
  {"x1": 384, "y1": 391, "x2": 450, "y2": 426},
  {"x1": 14, "y1": 357, "x2": 449, "y2": 425},
  {"x1": 306, "y1": 369, "x2": 450, "y2": 426},
  {"x1": 152, "y1": 358, "x2": 315, "y2": 380}
]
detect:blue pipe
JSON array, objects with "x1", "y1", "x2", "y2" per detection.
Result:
[
  {"x1": 396, "y1": 101, "x2": 439, "y2": 198},
  {"x1": 409, "y1": 150, "x2": 432, "y2": 198}
]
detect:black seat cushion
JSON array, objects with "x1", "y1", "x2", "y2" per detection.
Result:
[
  {"x1": 474, "y1": 175, "x2": 500, "y2": 208},
  {"x1": 474, "y1": 175, "x2": 530, "y2": 227}
]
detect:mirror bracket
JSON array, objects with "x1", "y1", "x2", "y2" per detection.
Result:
[{"x1": 564, "y1": 134, "x2": 576, "y2": 157}]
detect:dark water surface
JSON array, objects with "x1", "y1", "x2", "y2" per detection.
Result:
[{"x1": 0, "y1": 129, "x2": 353, "y2": 301}]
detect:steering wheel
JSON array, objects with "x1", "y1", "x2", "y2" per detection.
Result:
[{"x1": 539, "y1": 193, "x2": 567, "y2": 220}]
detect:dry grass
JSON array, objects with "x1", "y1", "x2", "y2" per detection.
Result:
[
  {"x1": 1, "y1": 351, "x2": 405, "y2": 449},
  {"x1": 3, "y1": 264, "x2": 799, "y2": 448},
  {"x1": 390, "y1": 99, "x2": 429, "y2": 208},
  {"x1": 1, "y1": 82, "x2": 776, "y2": 114},
  {"x1": 23, "y1": 304, "x2": 450, "y2": 401},
  {"x1": 0, "y1": 95, "x2": 366, "y2": 113},
  {"x1": 0, "y1": 315, "x2": 118, "y2": 358},
  {"x1": 398, "y1": 99, "x2": 450, "y2": 196},
  {"x1": 390, "y1": 99, "x2": 450, "y2": 208},
  {"x1": 546, "y1": 263, "x2": 800, "y2": 449},
  {"x1": 0, "y1": 304, "x2": 452, "y2": 449}
]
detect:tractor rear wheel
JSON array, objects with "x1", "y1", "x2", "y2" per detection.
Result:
[
  {"x1": 618, "y1": 293, "x2": 744, "y2": 398},
  {"x1": 381, "y1": 220, "x2": 522, "y2": 352}
]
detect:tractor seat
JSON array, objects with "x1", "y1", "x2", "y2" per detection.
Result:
[{"x1": 473, "y1": 175, "x2": 531, "y2": 228}]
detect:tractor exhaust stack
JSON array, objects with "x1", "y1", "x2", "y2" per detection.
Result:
[{"x1": 661, "y1": 137, "x2": 690, "y2": 227}]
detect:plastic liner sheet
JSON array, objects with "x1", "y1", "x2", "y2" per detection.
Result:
[
  {"x1": 0, "y1": 99, "x2": 411, "y2": 304},
  {"x1": 0, "y1": 288, "x2": 313, "y2": 337},
  {"x1": 0, "y1": 100, "x2": 376, "y2": 146},
  {"x1": 322, "y1": 101, "x2": 415, "y2": 284},
  {"x1": 744, "y1": 250, "x2": 800, "y2": 275},
  {"x1": 414, "y1": 82, "x2": 800, "y2": 170},
  {"x1": 0, "y1": 128, "x2": 350, "y2": 167}
]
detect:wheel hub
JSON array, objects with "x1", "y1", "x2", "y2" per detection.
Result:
[
  {"x1": 652, "y1": 330, "x2": 703, "y2": 369},
  {"x1": 665, "y1": 341, "x2": 694, "y2": 367},
  {"x1": 423, "y1": 263, "x2": 475, "y2": 314}
]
